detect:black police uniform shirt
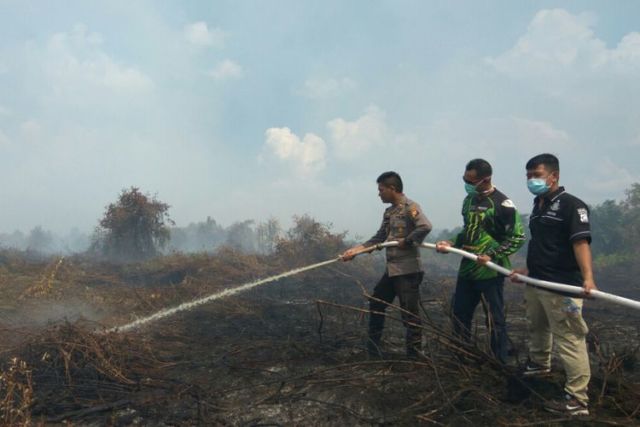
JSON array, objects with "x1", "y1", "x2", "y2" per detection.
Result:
[{"x1": 526, "y1": 187, "x2": 591, "y2": 287}]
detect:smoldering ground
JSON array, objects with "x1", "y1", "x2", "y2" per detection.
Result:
[{"x1": 0, "y1": 242, "x2": 639, "y2": 425}]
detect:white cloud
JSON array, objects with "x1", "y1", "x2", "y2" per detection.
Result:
[
  {"x1": 67, "y1": 23, "x2": 104, "y2": 46},
  {"x1": 587, "y1": 158, "x2": 639, "y2": 193},
  {"x1": 415, "y1": 116, "x2": 574, "y2": 171},
  {"x1": 209, "y1": 59, "x2": 243, "y2": 80},
  {"x1": 0, "y1": 129, "x2": 10, "y2": 146},
  {"x1": 20, "y1": 119, "x2": 42, "y2": 142},
  {"x1": 40, "y1": 24, "x2": 153, "y2": 95},
  {"x1": 184, "y1": 22, "x2": 226, "y2": 48},
  {"x1": 327, "y1": 106, "x2": 388, "y2": 160},
  {"x1": 509, "y1": 117, "x2": 570, "y2": 146},
  {"x1": 611, "y1": 32, "x2": 640, "y2": 69},
  {"x1": 264, "y1": 127, "x2": 326, "y2": 176},
  {"x1": 486, "y1": 9, "x2": 640, "y2": 75},
  {"x1": 297, "y1": 77, "x2": 356, "y2": 99},
  {"x1": 424, "y1": 116, "x2": 571, "y2": 153}
]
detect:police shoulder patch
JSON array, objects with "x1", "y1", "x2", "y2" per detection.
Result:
[
  {"x1": 409, "y1": 205, "x2": 419, "y2": 218},
  {"x1": 501, "y1": 199, "x2": 516, "y2": 209}
]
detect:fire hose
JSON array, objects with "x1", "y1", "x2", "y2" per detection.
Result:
[
  {"x1": 108, "y1": 239, "x2": 640, "y2": 333},
  {"x1": 353, "y1": 240, "x2": 640, "y2": 311}
]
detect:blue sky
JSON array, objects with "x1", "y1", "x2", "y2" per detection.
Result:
[{"x1": 1, "y1": 1, "x2": 639, "y2": 238}]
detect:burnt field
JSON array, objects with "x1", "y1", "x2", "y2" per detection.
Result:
[{"x1": 1, "y1": 249, "x2": 639, "y2": 426}]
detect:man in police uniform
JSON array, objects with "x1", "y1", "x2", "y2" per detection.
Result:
[
  {"x1": 436, "y1": 159, "x2": 526, "y2": 364},
  {"x1": 512, "y1": 153, "x2": 596, "y2": 416},
  {"x1": 341, "y1": 171, "x2": 432, "y2": 358}
]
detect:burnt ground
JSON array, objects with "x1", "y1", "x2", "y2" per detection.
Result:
[{"x1": 0, "y1": 251, "x2": 639, "y2": 426}]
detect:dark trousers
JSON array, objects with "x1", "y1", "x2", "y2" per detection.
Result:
[
  {"x1": 368, "y1": 271, "x2": 423, "y2": 355},
  {"x1": 452, "y1": 276, "x2": 508, "y2": 364}
]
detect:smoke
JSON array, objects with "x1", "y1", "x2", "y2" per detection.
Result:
[
  {"x1": 0, "y1": 216, "x2": 281, "y2": 257},
  {"x1": 0, "y1": 226, "x2": 91, "y2": 255},
  {"x1": 4, "y1": 299, "x2": 106, "y2": 328}
]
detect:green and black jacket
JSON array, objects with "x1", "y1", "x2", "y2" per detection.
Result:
[{"x1": 453, "y1": 188, "x2": 526, "y2": 280}]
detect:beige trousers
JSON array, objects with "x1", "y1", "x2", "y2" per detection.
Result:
[{"x1": 525, "y1": 285, "x2": 591, "y2": 405}]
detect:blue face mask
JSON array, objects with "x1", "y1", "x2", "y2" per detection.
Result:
[
  {"x1": 464, "y1": 182, "x2": 478, "y2": 195},
  {"x1": 527, "y1": 178, "x2": 550, "y2": 195}
]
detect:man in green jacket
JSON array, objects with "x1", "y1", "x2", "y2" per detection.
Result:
[{"x1": 437, "y1": 159, "x2": 525, "y2": 363}]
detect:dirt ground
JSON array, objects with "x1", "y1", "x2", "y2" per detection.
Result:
[{"x1": 1, "y1": 250, "x2": 639, "y2": 426}]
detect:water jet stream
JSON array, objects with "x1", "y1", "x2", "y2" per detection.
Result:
[{"x1": 105, "y1": 257, "x2": 340, "y2": 333}]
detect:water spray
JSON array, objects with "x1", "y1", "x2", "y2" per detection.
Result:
[
  {"x1": 106, "y1": 240, "x2": 640, "y2": 334},
  {"x1": 105, "y1": 257, "x2": 340, "y2": 333}
]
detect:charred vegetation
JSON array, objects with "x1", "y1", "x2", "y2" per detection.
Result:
[{"x1": 1, "y1": 216, "x2": 639, "y2": 426}]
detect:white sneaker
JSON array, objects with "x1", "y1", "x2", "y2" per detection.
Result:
[{"x1": 544, "y1": 394, "x2": 589, "y2": 416}]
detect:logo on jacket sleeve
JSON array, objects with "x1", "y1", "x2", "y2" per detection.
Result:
[
  {"x1": 577, "y1": 208, "x2": 589, "y2": 223},
  {"x1": 501, "y1": 199, "x2": 516, "y2": 209}
]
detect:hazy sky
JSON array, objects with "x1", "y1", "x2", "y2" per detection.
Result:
[{"x1": 1, "y1": 1, "x2": 639, "y2": 238}]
